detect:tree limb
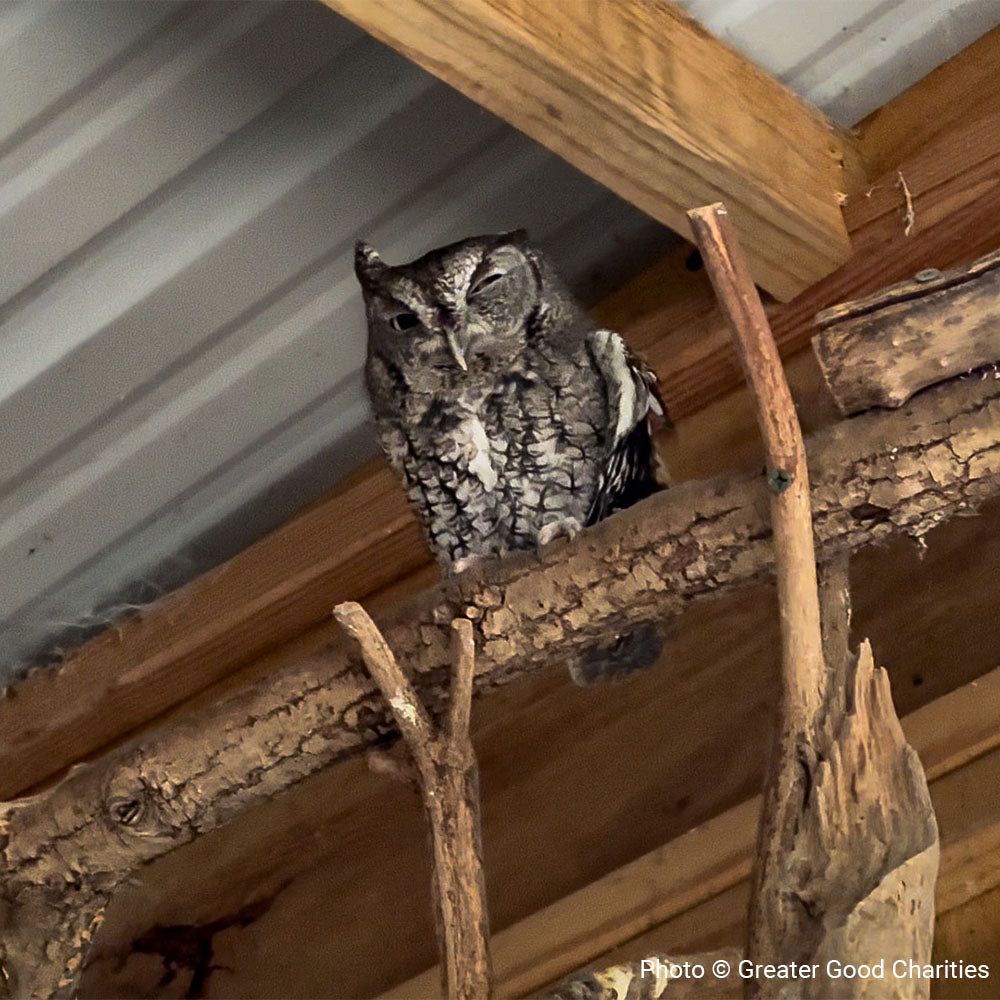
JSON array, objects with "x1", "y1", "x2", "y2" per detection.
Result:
[
  {"x1": 813, "y1": 247, "x2": 1000, "y2": 415},
  {"x1": 688, "y1": 202, "x2": 825, "y2": 725},
  {"x1": 688, "y1": 204, "x2": 938, "y2": 998},
  {"x1": 689, "y1": 203, "x2": 826, "y2": 993},
  {"x1": 334, "y1": 605, "x2": 492, "y2": 1000}
]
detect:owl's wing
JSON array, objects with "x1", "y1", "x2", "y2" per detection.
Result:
[{"x1": 586, "y1": 329, "x2": 667, "y2": 525}]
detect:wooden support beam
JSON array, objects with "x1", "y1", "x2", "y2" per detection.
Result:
[
  {"x1": 614, "y1": 107, "x2": 1000, "y2": 421},
  {"x1": 319, "y1": 0, "x2": 857, "y2": 302},
  {"x1": 856, "y1": 26, "x2": 1000, "y2": 178},
  {"x1": 0, "y1": 463, "x2": 422, "y2": 800},
  {"x1": 385, "y1": 666, "x2": 1000, "y2": 998}
]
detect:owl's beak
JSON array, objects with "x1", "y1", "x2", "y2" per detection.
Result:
[{"x1": 444, "y1": 327, "x2": 468, "y2": 371}]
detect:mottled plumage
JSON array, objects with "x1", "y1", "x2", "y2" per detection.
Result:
[{"x1": 355, "y1": 231, "x2": 668, "y2": 682}]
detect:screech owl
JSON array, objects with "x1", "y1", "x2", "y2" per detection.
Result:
[{"x1": 354, "y1": 230, "x2": 668, "y2": 683}]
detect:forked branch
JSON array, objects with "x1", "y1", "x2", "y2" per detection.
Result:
[{"x1": 334, "y1": 603, "x2": 493, "y2": 1000}]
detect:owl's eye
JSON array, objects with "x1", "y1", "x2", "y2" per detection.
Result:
[
  {"x1": 468, "y1": 271, "x2": 505, "y2": 298},
  {"x1": 390, "y1": 311, "x2": 420, "y2": 331}
]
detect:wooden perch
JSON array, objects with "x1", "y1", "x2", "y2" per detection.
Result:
[
  {"x1": 689, "y1": 204, "x2": 937, "y2": 998},
  {"x1": 2, "y1": 368, "x2": 996, "y2": 997},
  {"x1": 813, "y1": 247, "x2": 1000, "y2": 414},
  {"x1": 333, "y1": 605, "x2": 492, "y2": 1000},
  {"x1": 689, "y1": 203, "x2": 826, "y2": 990}
]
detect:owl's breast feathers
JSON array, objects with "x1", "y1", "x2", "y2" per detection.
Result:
[{"x1": 366, "y1": 327, "x2": 665, "y2": 565}]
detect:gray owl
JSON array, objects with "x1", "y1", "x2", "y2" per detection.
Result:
[{"x1": 355, "y1": 230, "x2": 668, "y2": 683}]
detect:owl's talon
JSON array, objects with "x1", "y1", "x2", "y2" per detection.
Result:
[
  {"x1": 536, "y1": 517, "x2": 583, "y2": 551},
  {"x1": 452, "y1": 554, "x2": 486, "y2": 575}
]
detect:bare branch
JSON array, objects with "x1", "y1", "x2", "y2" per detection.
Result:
[
  {"x1": 333, "y1": 601, "x2": 436, "y2": 762},
  {"x1": 689, "y1": 202, "x2": 938, "y2": 998},
  {"x1": 688, "y1": 202, "x2": 824, "y2": 727},
  {"x1": 335, "y1": 607, "x2": 493, "y2": 1000}
]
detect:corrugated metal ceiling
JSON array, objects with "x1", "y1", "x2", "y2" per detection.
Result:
[{"x1": 2, "y1": 0, "x2": 997, "y2": 684}]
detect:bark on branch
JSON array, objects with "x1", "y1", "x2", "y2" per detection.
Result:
[
  {"x1": 690, "y1": 204, "x2": 827, "y2": 994},
  {"x1": 689, "y1": 204, "x2": 938, "y2": 999},
  {"x1": 334, "y1": 605, "x2": 492, "y2": 1000},
  {"x1": 2, "y1": 370, "x2": 995, "y2": 996},
  {"x1": 813, "y1": 247, "x2": 1000, "y2": 415}
]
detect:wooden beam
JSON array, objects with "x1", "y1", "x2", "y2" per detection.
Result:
[
  {"x1": 933, "y1": 885, "x2": 1000, "y2": 1000},
  {"x1": 385, "y1": 667, "x2": 1000, "y2": 998},
  {"x1": 320, "y1": 0, "x2": 857, "y2": 302},
  {"x1": 856, "y1": 25, "x2": 1000, "y2": 179},
  {"x1": 0, "y1": 464, "x2": 423, "y2": 799}
]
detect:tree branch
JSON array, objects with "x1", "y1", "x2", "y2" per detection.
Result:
[
  {"x1": 689, "y1": 204, "x2": 828, "y2": 993},
  {"x1": 688, "y1": 202, "x2": 825, "y2": 727},
  {"x1": 688, "y1": 204, "x2": 938, "y2": 998},
  {"x1": 813, "y1": 246, "x2": 1000, "y2": 415},
  {"x1": 334, "y1": 605, "x2": 492, "y2": 1000}
]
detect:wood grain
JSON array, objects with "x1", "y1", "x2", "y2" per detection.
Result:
[
  {"x1": 857, "y1": 26, "x2": 1000, "y2": 178},
  {"x1": 320, "y1": 0, "x2": 857, "y2": 301},
  {"x1": 813, "y1": 247, "x2": 1000, "y2": 415},
  {"x1": 0, "y1": 466, "x2": 425, "y2": 799},
  {"x1": 629, "y1": 108, "x2": 1000, "y2": 421},
  {"x1": 522, "y1": 739, "x2": 1000, "y2": 1000},
  {"x1": 932, "y1": 885, "x2": 1000, "y2": 999}
]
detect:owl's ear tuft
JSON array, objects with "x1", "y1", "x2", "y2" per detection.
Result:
[{"x1": 354, "y1": 241, "x2": 386, "y2": 284}]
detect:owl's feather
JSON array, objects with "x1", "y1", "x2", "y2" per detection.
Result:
[{"x1": 585, "y1": 329, "x2": 666, "y2": 524}]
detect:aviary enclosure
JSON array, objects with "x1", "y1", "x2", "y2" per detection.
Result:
[{"x1": 2, "y1": 3, "x2": 1000, "y2": 1000}]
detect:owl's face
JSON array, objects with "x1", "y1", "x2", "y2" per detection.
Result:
[{"x1": 354, "y1": 231, "x2": 545, "y2": 385}]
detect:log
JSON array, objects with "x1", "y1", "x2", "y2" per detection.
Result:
[
  {"x1": 1, "y1": 373, "x2": 998, "y2": 997},
  {"x1": 320, "y1": 0, "x2": 859, "y2": 301},
  {"x1": 813, "y1": 247, "x2": 1000, "y2": 415}
]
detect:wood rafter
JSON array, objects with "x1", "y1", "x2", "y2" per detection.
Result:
[
  {"x1": 319, "y1": 0, "x2": 858, "y2": 302},
  {"x1": 610, "y1": 106, "x2": 1000, "y2": 420},
  {"x1": 857, "y1": 25, "x2": 1000, "y2": 178}
]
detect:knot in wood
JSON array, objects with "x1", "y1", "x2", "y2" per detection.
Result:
[
  {"x1": 107, "y1": 794, "x2": 145, "y2": 827},
  {"x1": 767, "y1": 466, "x2": 793, "y2": 493},
  {"x1": 914, "y1": 268, "x2": 942, "y2": 283}
]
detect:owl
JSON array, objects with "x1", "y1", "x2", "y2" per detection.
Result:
[{"x1": 355, "y1": 230, "x2": 668, "y2": 682}]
